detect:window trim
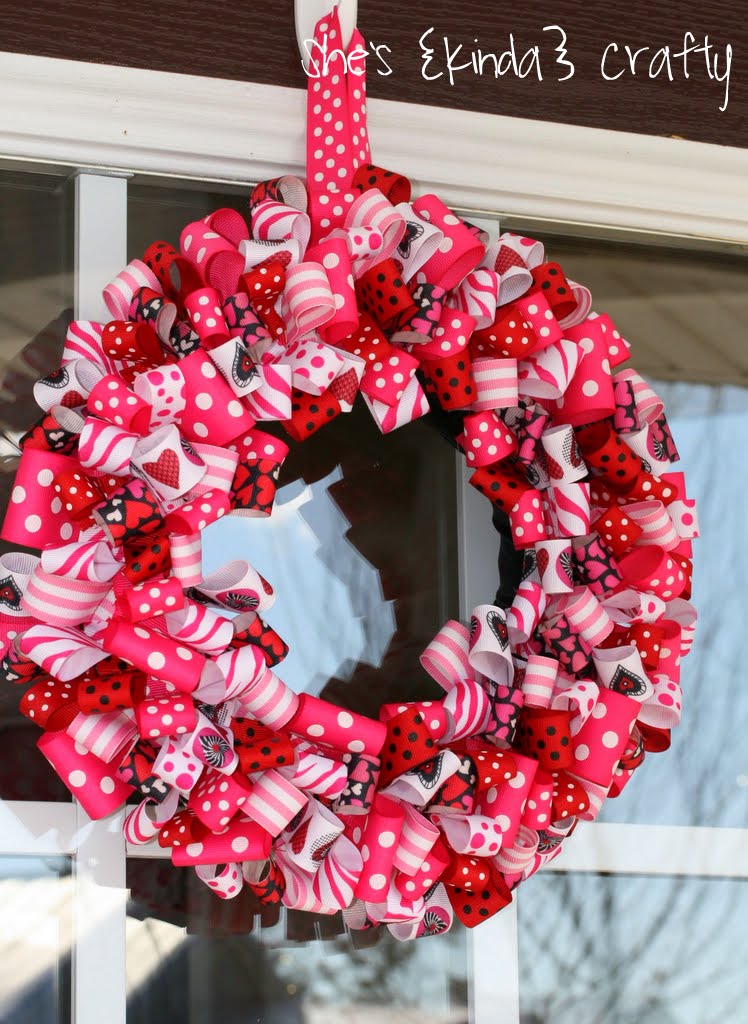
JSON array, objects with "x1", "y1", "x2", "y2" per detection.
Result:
[{"x1": 1, "y1": 51, "x2": 748, "y2": 245}]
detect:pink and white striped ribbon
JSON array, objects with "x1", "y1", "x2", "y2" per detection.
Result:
[
  {"x1": 237, "y1": 666, "x2": 299, "y2": 730},
  {"x1": 243, "y1": 362, "x2": 293, "y2": 421},
  {"x1": 345, "y1": 190, "x2": 405, "y2": 277},
  {"x1": 188, "y1": 442, "x2": 239, "y2": 495},
  {"x1": 104, "y1": 260, "x2": 162, "y2": 320},
  {"x1": 392, "y1": 804, "x2": 440, "y2": 875},
  {"x1": 283, "y1": 262, "x2": 335, "y2": 342},
  {"x1": 22, "y1": 567, "x2": 110, "y2": 627},
  {"x1": 362, "y1": 374, "x2": 429, "y2": 434},
  {"x1": 494, "y1": 824, "x2": 539, "y2": 875},
  {"x1": 614, "y1": 368, "x2": 663, "y2": 424},
  {"x1": 162, "y1": 600, "x2": 233, "y2": 655},
  {"x1": 470, "y1": 357, "x2": 519, "y2": 411},
  {"x1": 169, "y1": 533, "x2": 202, "y2": 587},
  {"x1": 623, "y1": 501, "x2": 679, "y2": 550},
  {"x1": 41, "y1": 539, "x2": 121, "y2": 584},
  {"x1": 518, "y1": 339, "x2": 580, "y2": 401},
  {"x1": 63, "y1": 320, "x2": 114, "y2": 372},
  {"x1": 548, "y1": 482, "x2": 591, "y2": 539},
  {"x1": 507, "y1": 580, "x2": 547, "y2": 644},
  {"x1": 279, "y1": 742, "x2": 348, "y2": 798},
  {"x1": 521, "y1": 655, "x2": 559, "y2": 709},
  {"x1": 559, "y1": 586, "x2": 614, "y2": 647},
  {"x1": 442, "y1": 679, "x2": 492, "y2": 741},
  {"x1": 79, "y1": 418, "x2": 138, "y2": 476},
  {"x1": 313, "y1": 833, "x2": 364, "y2": 912},
  {"x1": 206, "y1": 645, "x2": 266, "y2": 703},
  {"x1": 67, "y1": 708, "x2": 137, "y2": 763},
  {"x1": 252, "y1": 198, "x2": 311, "y2": 251},
  {"x1": 454, "y1": 268, "x2": 499, "y2": 329},
  {"x1": 420, "y1": 620, "x2": 471, "y2": 691},
  {"x1": 124, "y1": 791, "x2": 179, "y2": 846}
]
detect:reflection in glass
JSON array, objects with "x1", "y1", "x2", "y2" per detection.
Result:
[
  {"x1": 519, "y1": 872, "x2": 748, "y2": 1024},
  {"x1": 126, "y1": 867, "x2": 468, "y2": 1024},
  {"x1": 203, "y1": 402, "x2": 460, "y2": 710},
  {"x1": 0, "y1": 168, "x2": 74, "y2": 802},
  {"x1": 0, "y1": 855, "x2": 72, "y2": 1024}
]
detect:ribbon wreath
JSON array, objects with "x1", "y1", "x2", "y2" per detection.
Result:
[{"x1": 0, "y1": 7, "x2": 698, "y2": 941}]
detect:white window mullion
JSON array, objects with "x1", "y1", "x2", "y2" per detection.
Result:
[
  {"x1": 72, "y1": 169, "x2": 129, "y2": 1024},
  {"x1": 546, "y1": 821, "x2": 748, "y2": 877},
  {"x1": 469, "y1": 903, "x2": 521, "y2": 1024},
  {"x1": 74, "y1": 171, "x2": 130, "y2": 322},
  {"x1": 457, "y1": 456, "x2": 521, "y2": 1024},
  {"x1": 0, "y1": 800, "x2": 78, "y2": 855}
]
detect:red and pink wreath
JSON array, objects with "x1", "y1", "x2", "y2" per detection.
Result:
[{"x1": 0, "y1": 9, "x2": 698, "y2": 939}]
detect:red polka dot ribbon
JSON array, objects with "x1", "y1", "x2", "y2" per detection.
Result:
[{"x1": 0, "y1": 5, "x2": 698, "y2": 941}]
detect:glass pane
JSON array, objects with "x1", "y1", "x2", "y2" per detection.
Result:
[
  {"x1": 126, "y1": 864, "x2": 468, "y2": 1024},
  {"x1": 518, "y1": 871, "x2": 748, "y2": 1024},
  {"x1": 202, "y1": 401, "x2": 459, "y2": 706},
  {"x1": 521, "y1": 235, "x2": 748, "y2": 388},
  {"x1": 0, "y1": 167, "x2": 74, "y2": 802},
  {"x1": 127, "y1": 181, "x2": 246, "y2": 264},
  {"x1": 0, "y1": 854, "x2": 73, "y2": 1024}
]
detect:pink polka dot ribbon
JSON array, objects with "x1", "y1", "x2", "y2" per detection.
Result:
[
  {"x1": 411, "y1": 195, "x2": 485, "y2": 290},
  {"x1": 305, "y1": 7, "x2": 358, "y2": 240},
  {"x1": 38, "y1": 728, "x2": 135, "y2": 818}
]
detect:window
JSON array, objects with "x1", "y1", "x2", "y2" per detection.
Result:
[{"x1": 1, "y1": 163, "x2": 746, "y2": 1024}]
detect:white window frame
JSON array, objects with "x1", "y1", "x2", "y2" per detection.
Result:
[{"x1": 1, "y1": 49, "x2": 747, "y2": 1024}]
